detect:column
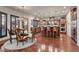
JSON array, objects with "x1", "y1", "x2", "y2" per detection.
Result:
[{"x1": 66, "y1": 11, "x2": 71, "y2": 37}]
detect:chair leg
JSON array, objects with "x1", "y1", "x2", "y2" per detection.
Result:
[
  {"x1": 10, "y1": 39, "x2": 12, "y2": 44},
  {"x1": 54, "y1": 31, "x2": 56, "y2": 38},
  {"x1": 10, "y1": 36, "x2": 12, "y2": 44},
  {"x1": 22, "y1": 41, "x2": 24, "y2": 45},
  {"x1": 17, "y1": 41, "x2": 18, "y2": 46},
  {"x1": 31, "y1": 38, "x2": 33, "y2": 42}
]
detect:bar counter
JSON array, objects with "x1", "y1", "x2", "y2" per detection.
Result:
[
  {"x1": 31, "y1": 25, "x2": 60, "y2": 38},
  {"x1": 42, "y1": 26, "x2": 60, "y2": 38}
]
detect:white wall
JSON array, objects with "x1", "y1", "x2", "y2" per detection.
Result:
[{"x1": 66, "y1": 11, "x2": 72, "y2": 37}]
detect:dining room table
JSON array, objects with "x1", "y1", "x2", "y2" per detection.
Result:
[{"x1": 15, "y1": 28, "x2": 28, "y2": 45}]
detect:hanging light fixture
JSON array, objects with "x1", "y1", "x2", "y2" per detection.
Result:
[
  {"x1": 19, "y1": 6, "x2": 28, "y2": 33},
  {"x1": 20, "y1": 6, "x2": 28, "y2": 21}
]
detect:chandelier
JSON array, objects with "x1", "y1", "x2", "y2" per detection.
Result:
[{"x1": 20, "y1": 6, "x2": 28, "y2": 21}]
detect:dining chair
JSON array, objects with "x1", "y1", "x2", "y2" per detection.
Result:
[
  {"x1": 15, "y1": 28, "x2": 28, "y2": 46},
  {"x1": 53, "y1": 26, "x2": 58, "y2": 38},
  {"x1": 7, "y1": 29, "x2": 13, "y2": 44}
]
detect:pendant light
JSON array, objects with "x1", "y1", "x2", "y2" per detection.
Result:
[
  {"x1": 20, "y1": 6, "x2": 27, "y2": 33},
  {"x1": 20, "y1": 6, "x2": 28, "y2": 21}
]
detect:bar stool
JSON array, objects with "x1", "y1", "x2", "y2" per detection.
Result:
[
  {"x1": 47, "y1": 26, "x2": 51, "y2": 37},
  {"x1": 53, "y1": 26, "x2": 58, "y2": 38},
  {"x1": 57, "y1": 27, "x2": 60, "y2": 37},
  {"x1": 50, "y1": 27, "x2": 53, "y2": 37},
  {"x1": 42, "y1": 27, "x2": 47, "y2": 37}
]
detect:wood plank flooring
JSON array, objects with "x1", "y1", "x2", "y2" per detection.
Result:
[
  {"x1": 0, "y1": 33, "x2": 79, "y2": 52},
  {"x1": 20, "y1": 33, "x2": 79, "y2": 52}
]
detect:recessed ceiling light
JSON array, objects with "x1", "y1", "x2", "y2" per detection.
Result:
[
  {"x1": 64, "y1": 6, "x2": 66, "y2": 9},
  {"x1": 62, "y1": 11, "x2": 65, "y2": 13}
]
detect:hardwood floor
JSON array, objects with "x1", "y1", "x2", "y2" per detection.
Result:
[
  {"x1": 20, "y1": 33, "x2": 79, "y2": 52},
  {"x1": 0, "y1": 33, "x2": 79, "y2": 52}
]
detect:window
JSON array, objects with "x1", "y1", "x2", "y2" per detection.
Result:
[
  {"x1": 10, "y1": 15, "x2": 19, "y2": 34},
  {"x1": 0, "y1": 12, "x2": 7, "y2": 37}
]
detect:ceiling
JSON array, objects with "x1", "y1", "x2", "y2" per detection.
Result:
[{"x1": 5, "y1": 6, "x2": 71, "y2": 18}]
